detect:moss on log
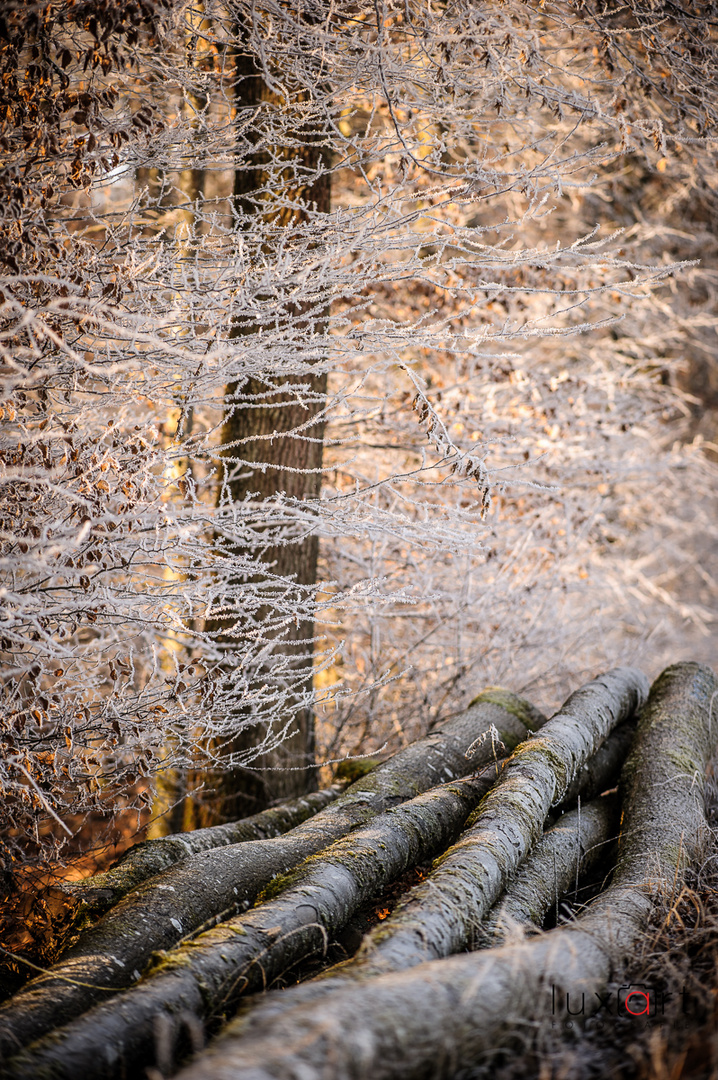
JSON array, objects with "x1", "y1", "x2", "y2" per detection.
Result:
[
  {"x1": 477, "y1": 721, "x2": 634, "y2": 946},
  {"x1": 0, "y1": 766, "x2": 512, "y2": 1080},
  {"x1": 160, "y1": 661, "x2": 718, "y2": 1080},
  {"x1": 0, "y1": 690, "x2": 542, "y2": 1063},
  {"x1": 323, "y1": 667, "x2": 648, "y2": 979},
  {"x1": 210, "y1": 686, "x2": 638, "y2": 1027},
  {"x1": 221, "y1": 791, "x2": 621, "y2": 1034}
]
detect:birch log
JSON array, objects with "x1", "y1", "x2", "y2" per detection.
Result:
[
  {"x1": 0, "y1": 690, "x2": 542, "y2": 1062},
  {"x1": 161, "y1": 661, "x2": 718, "y2": 1080}
]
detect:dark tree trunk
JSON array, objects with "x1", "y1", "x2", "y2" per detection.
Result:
[{"x1": 192, "y1": 28, "x2": 332, "y2": 825}]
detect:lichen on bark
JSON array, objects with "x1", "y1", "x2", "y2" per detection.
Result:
[{"x1": 480, "y1": 791, "x2": 619, "y2": 944}]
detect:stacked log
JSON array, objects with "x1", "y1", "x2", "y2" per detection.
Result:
[
  {"x1": 172, "y1": 662, "x2": 718, "y2": 1080},
  {"x1": 1, "y1": 663, "x2": 715, "y2": 1080},
  {"x1": 55, "y1": 782, "x2": 350, "y2": 918},
  {"x1": 0, "y1": 689, "x2": 542, "y2": 1064}
]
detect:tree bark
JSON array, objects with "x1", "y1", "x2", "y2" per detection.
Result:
[
  {"x1": 49, "y1": 784, "x2": 347, "y2": 923},
  {"x1": 479, "y1": 791, "x2": 619, "y2": 945},
  {"x1": 0, "y1": 691, "x2": 542, "y2": 1062},
  {"x1": 196, "y1": 24, "x2": 333, "y2": 824},
  {"x1": 1, "y1": 768, "x2": 511, "y2": 1080},
  {"x1": 554, "y1": 716, "x2": 636, "y2": 811},
  {"x1": 225, "y1": 727, "x2": 632, "y2": 1024},
  {"x1": 143, "y1": 662, "x2": 717, "y2": 1080}
]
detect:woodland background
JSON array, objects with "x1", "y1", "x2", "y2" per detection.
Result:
[{"x1": 2, "y1": 0, "x2": 718, "y2": 929}]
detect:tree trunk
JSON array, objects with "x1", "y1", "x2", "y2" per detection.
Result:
[
  {"x1": 0, "y1": 691, "x2": 542, "y2": 1063},
  {"x1": 140, "y1": 662, "x2": 717, "y2": 1080},
  {"x1": 194, "y1": 25, "x2": 332, "y2": 825}
]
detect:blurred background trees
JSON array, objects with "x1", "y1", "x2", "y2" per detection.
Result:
[{"x1": 2, "y1": 0, "x2": 717, "y2": 903}]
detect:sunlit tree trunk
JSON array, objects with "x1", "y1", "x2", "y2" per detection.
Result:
[{"x1": 145, "y1": 12, "x2": 210, "y2": 836}]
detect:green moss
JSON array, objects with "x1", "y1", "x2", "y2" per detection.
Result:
[
  {"x1": 467, "y1": 688, "x2": 545, "y2": 732},
  {"x1": 666, "y1": 746, "x2": 702, "y2": 776},
  {"x1": 510, "y1": 737, "x2": 570, "y2": 789},
  {"x1": 366, "y1": 920, "x2": 399, "y2": 947},
  {"x1": 464, "y1": 789, "x2": 494, "y2": 829},
  {"x1": 335, "y1": 758, "x2": 382, "y2": 782},
  {"x1": 139, "y1": 947, "x2": 195, "y2": 979},
  {"x1": 257, "y1": 863, "x2": 309, "y2": 903}
]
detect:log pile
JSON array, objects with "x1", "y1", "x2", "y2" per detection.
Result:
[{"x1": 1, "y1": 663, "x2": 716, "y2": 1080}]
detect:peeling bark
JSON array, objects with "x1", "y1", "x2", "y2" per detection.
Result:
[
  {"x1": 0, "y1": 691, "x2": 542, "y2": 1063},
  {"x1": 54, "y1": 784, "x2": 347, "y2": 921},
  {"x1": 156, "y1": 661, "x2": 717, "y2": 1080}
]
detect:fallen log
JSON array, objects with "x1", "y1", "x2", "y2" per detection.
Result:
[
  {"x1": 317, "y1": 666, "x2": 648, "y2": 980},
  {"x1": 206, "y1": 682, "x2": 637, "y2": 1026},
  {"x1": 0, "y1": 689, "x2": 542, "y2": 1062},
  {"x1": 224, "y1": 733, "x2": 629, "y2": 1029},
  {"x1": 554, "y1": 716, "x2": 635, "y2": 811},
  {"x1": 55, "y1": 783, "x2": 348, "y2": 920},
  {"x1": 162, "y1": 661, "x2": 718, "y2": 1080},
  {"x1": 0, "y1": 765, "x2": 511, "y2": 1080},
  {"x1": 475, "y1": 717, "x2": 637, "y2": 946},
  {"x1": 480, "y1": 790, "x2": 619, "y2": 944},
  {"x1": 38, "y1": 784, "x2": 350, "y2": 975},
  {"x1": 221, "y1": 790, "x2": 622, "y2": 1035}
]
